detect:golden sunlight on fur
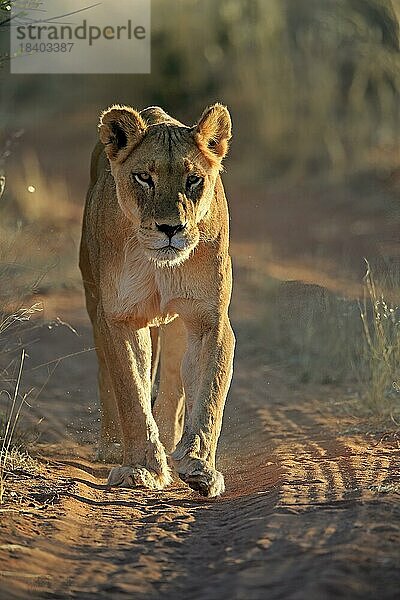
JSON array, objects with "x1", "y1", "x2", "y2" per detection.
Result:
[{"x1": 79, "y1": 103, "x2": 235, "y2": 497}]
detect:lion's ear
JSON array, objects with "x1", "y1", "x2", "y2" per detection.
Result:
[
  {"x1": 99, "y1": 105, "x2": 147, "y2": 162},
  {"x1": 194, "y1": 103, "x2": 232, "y2": 162}
]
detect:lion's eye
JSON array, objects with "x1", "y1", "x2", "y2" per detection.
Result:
[
  {"x1": 134, "y1": 172, "x2": 154, "y2": 187},
  {"x1": 186, "y1": 174, "x2": 203, "y2": 189}
]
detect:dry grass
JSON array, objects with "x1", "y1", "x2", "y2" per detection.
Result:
[
  {"x1": 0, "y1": 157, "x2": 80, "y2": 506},
  {"x1": 0, "y1": 168, "x2": 81, "y2": 504},
  {"x1": 0, "y1": 349, "x2": 26, "y2": 503},
  {"x1": 0, "y1": 304, "x2": 43, "y2": 504},
  {"x1": 360, "y1": 262, "x2": 400, "y2": 412},
  {"x1": 250, "y1": 257, "x2": 400, "y2": 419}
]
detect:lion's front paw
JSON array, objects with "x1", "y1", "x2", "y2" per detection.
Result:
[
  {"x1": 107, "y1": 465, "x2": 172, "y2": 490},
  {"x1": 176, "y1": 460, "x2": 225, "y2": 498}
]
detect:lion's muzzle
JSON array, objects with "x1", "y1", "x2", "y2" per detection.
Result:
[{"x1": 138, "y1": 221, "x2": 199, "y2": 266}]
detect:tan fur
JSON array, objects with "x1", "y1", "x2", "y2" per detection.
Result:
[{"x1": 79, "y1": 104, "x2": 235, "y2": 497}]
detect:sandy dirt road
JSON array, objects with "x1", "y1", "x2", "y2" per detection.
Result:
[{"x1": 1, "y1": 268, "x2": 400, "y2": 600}]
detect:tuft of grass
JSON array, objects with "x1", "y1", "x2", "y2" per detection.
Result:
[
  {"x1": 0, "y1": 446, "x2": 41, "y2": 477},
  {"x1": 360, "y1": 262, "x2": 400, "y2": 413},
  {"x1": 0, "y1": 304, "x2": 42, "y2": 504},
  {"x1": 0, "y1": 349, "x2": 26, "y2": 503},
  {"x1": 251, "y1": 254, "x2": 400, "y2": 419}
]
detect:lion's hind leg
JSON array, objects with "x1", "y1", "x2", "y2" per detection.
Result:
[
  {"x1": 80, "y1": 246, "x2": 122, "y2": 464},
  {"x1": 93, "y1": 325, "x2": 123, "y2": 463},
  {"x1": 152, "y1": 317, "x2": 186, "y2": 454}
]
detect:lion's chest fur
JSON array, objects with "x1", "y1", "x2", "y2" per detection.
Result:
[{"x1": 109, "y1": 239, "x2": 206, "y2": 327}]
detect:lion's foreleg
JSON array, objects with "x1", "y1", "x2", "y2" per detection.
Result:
[
  {"x1": 97, "y1": 313, "x2": 171, "y2": 490},
  {"x1": 172, "y1": 316, "x2": 235, "y2": 497}
]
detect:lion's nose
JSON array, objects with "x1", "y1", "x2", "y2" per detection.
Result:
[{"x1": 155, "y1": 222, "x2": 186, "y2": 238}]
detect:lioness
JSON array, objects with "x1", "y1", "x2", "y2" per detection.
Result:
[{"x1": 79, "y1": 103, "x2": 235, "y2": 497}]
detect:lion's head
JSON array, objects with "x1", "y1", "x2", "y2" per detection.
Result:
[{"x1": 98, "y1": 103, "x2": 231, "y2": 266}]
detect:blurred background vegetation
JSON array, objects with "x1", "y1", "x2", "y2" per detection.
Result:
[{"x1": 2, "y1": 0, "x2": 400, "y2": 184}]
